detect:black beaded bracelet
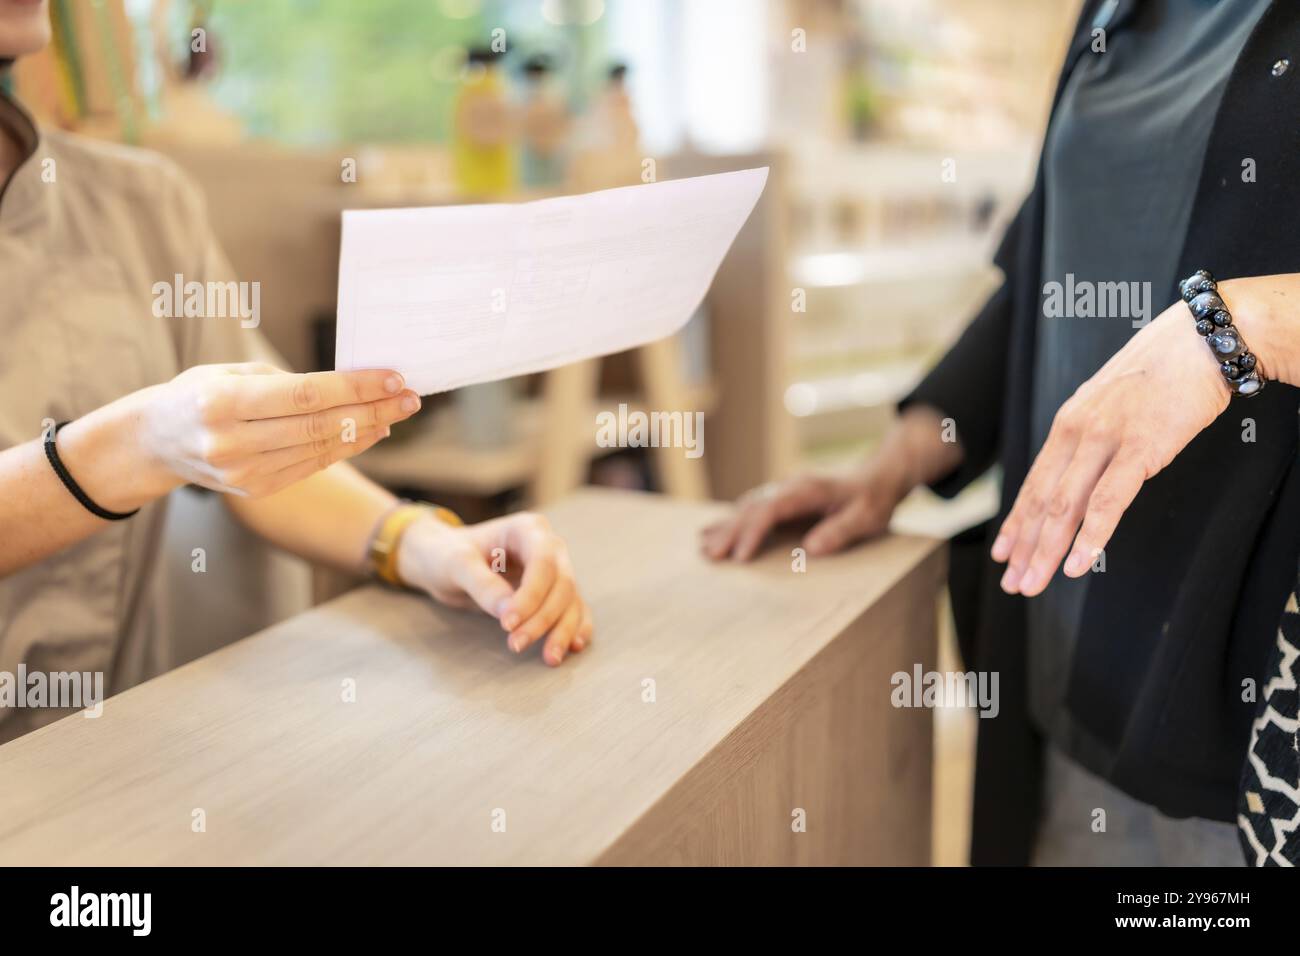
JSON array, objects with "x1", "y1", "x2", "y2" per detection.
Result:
[
  {"x1": 44, "y1": 420, "x2": 140, "y2": 521},
  {"x1": 1179, "y1": 269, "x2": 1265, "y2": 398}
]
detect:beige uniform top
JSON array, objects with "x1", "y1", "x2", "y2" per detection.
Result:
[{"x1": 0, "y1": 93, "x2": 276, "y2": 744}]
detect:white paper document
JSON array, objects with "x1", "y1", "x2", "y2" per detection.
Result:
[{"x1": 335, "y1": 168, "x2": 768, "y2": 395}]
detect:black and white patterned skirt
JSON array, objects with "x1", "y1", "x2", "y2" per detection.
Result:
[{"x1": 1237, "y1": 571, "x2": 1300, "y2": 866}]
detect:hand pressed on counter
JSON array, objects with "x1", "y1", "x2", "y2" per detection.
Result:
[
  {"x1": 700, "y1": 405, "x2": 964, "y2": 561},
  {"x1": 397, "y1": 512, "x2": 594, "y2": 667}
]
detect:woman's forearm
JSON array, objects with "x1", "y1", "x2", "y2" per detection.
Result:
[
  {"x1": 0, "y1": 364, "x2": 415, "y2": 580},
  {"x1": 1219, "y1": 274, "x2": 1300, "y2": 387},
  {"x1": 992, "y1": 269, "x2": 1299, "y2": 597},
  {"x1": 221, "y1": 461, "x2": 396, "y2": 574},
  {"x1": 224, "y1": 463, "x2": 596, "y2": 666},
  {"x1": 861, "y1": 403, "x2": 967, "y2": 508},
  {"x1": 0, "y1": 438, "x2": 118, "y2": 577},
  {"x1": 0, "y1": 398, "x2": 177, "y2": 578}
]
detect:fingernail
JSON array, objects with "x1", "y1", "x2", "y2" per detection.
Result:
[
  {"x1": 382, "y1": 426, "x2": 391, "y2": 438},
  {"x1": 384, "y1": 374, "x2": 403, "y2": 394},
  {"x1": 495, "y1": 599, "x2": 511, "y2": 621},
  {"x1": 501, "y1": 612, "x2": 519, "y2": 631},
  {"x1": 1018, "y1": 568, "x2": 1039, "y2": 593},
  {"x1": 549, "y1": 648, "x2": 565, "y2": 665},
  {"x1": 508, "y1": 633, "x2": 525, "y2": 653},
  {"x1": 401, "y1": 394, "x2": 420, "y2": 413},
  {"x1": 573, "y1": 637, "x2": 585, "y2": 651},
  {"x1": 1000, "y1": 567, "x2": 1021, "y2": 593},
  {"x1": 991, "y1": 535, "x2": 1010, "y2": 561},
  {"x1": 1064, "y1": 552, "x2": 1085, "y2": 576}
]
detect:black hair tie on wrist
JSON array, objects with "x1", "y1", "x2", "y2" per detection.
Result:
[
  {"x1": 44, "y1": 421, "x2": 140, "y2": 521},
  {"x1": 1179, "y1": 269, "x2": 1265, "y2": 398}
]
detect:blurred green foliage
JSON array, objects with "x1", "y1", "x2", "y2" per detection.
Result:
[
  {"x1": 205, "y1": 0, "x2": 492, "y2": 144},
  {"x1": 187, "y1": 0, "x2": 607, "y2": 146}
]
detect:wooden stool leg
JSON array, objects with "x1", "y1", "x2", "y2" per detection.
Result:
[
  {"x1": 636, "y1": 337, "x2": 710, "y2": 500},
  {"x1": 530, "y1": 359, "x2": 601, "y2": 506}
]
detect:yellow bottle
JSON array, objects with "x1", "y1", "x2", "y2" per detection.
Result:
[{"x1": 452, "y1": 48, "x2": 515, "y2": 199}]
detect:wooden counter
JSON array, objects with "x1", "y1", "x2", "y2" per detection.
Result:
[{"x1": 0, "y1": 488, "x2": 944, "y2": 865}]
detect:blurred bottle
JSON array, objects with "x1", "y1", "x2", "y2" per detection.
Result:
[
  {"x1": 518, "y1": 53, "x2": 571, "y2": 190},
  {"x1": 592, "y1": 63, "x2": 639, "y2": 153},
  {"x1": 144, "y1": 0, "x2": 242, "y2": 146},
  {"x1": 570, "y1": 62, "x2": 642, "y2": 191},
  {"x1": 452, "y1": 47, "x2": 515, "y2": 198}
]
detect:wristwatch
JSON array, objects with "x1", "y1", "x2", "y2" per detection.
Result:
[{"x1": 367, "y1": 501, "x2": 463, "y2": 587}]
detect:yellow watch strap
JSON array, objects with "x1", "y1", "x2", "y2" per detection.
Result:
[{"x1": 368, "y1": 502, "x2": 463, "y2": 588}]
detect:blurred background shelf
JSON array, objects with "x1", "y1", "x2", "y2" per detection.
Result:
[{"x1": 354, "y1": 384, "x2": 718, "y2": 499}]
